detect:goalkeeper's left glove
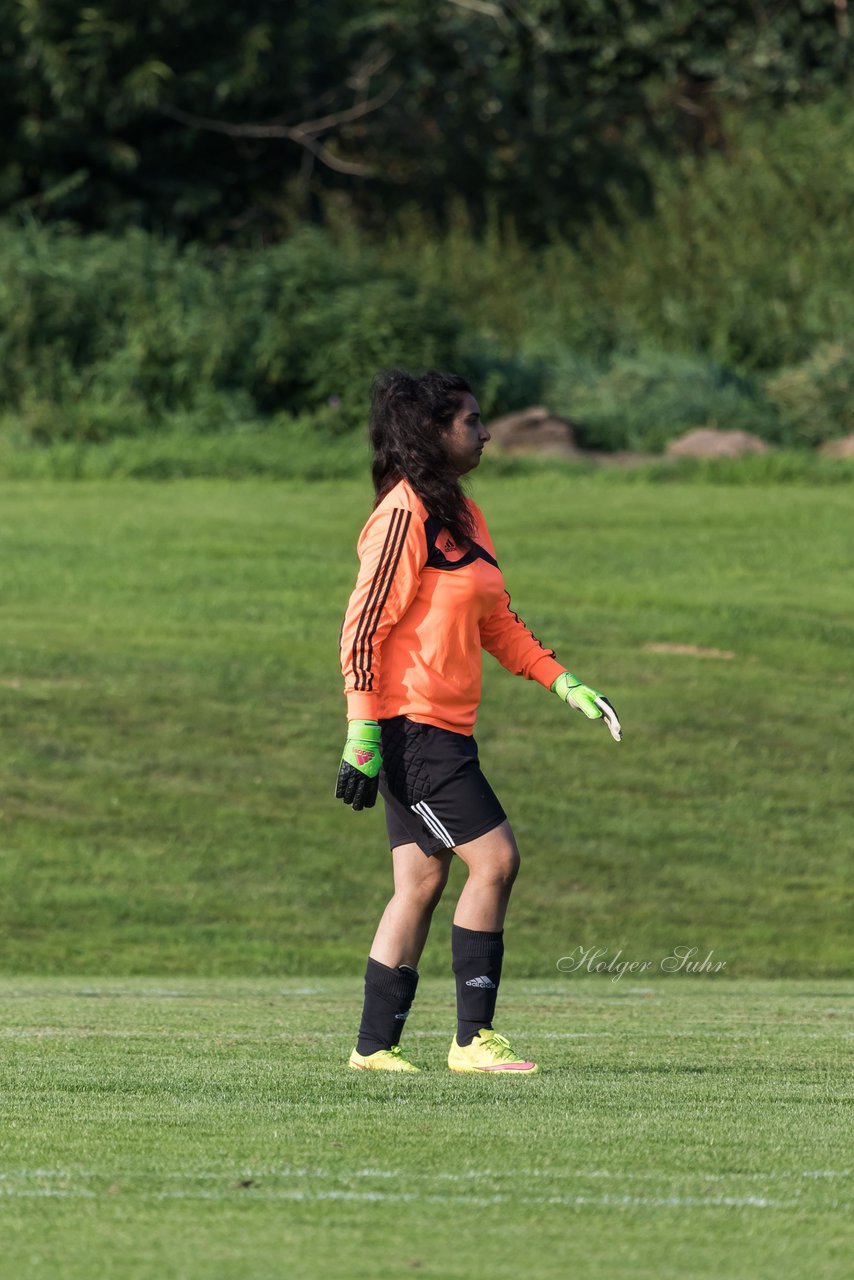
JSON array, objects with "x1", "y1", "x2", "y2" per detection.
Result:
[
  {"x1": 552, "y1": 671, "x2": 622, "y2": 742},
  {"x1": 335, "y1": 719, "x2": 383, "y2": 810}
]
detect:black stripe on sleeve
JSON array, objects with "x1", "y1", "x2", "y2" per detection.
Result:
[
  {"x1": 352, "y1": 508, "x2": 404, "y2": 692},
  {"x1": 361, "y1": 509, "x2": 412, "y2": 688},
  {"x1": 351, "y1": 508, "x2": 411, "y2": 692},
  {"x1": 501, "y1": 590, "x2": 556, "y2": 660}
]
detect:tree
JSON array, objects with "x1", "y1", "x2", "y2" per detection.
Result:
[{"x1": 0, "y1": 0, "x2": 849, "y2": 241}]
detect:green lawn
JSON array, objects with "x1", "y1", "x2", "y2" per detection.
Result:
[
  {"x1": 1, "y1": 978, "x2": 850, "y2": 1280},
  {"x1": 0, "y1": 474, "x2": 851, "y2": 974},
  {"x1": 1, "y1": 477, "x2": 850, "y2": 1275}
]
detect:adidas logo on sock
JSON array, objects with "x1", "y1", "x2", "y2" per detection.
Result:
[
  {"x1": 465, "y1": 976, "x2": 496, "y2": 988},
  {"x1": 394, "y1": 1009, "x2": 410, "y2": 1019}
]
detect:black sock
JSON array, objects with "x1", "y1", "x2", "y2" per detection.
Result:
[
  {"x1": 356, "y1": 958, "x2": 419, "y2": 1055},
  {"x1": 452, "y1": 924, "x2": 504, "y2": 1047}
]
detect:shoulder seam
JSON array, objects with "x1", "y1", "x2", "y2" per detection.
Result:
[{"x1": 375, "y1": 478, "x2": 427, "y2": 518}]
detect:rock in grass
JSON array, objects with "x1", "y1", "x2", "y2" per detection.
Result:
[
  {"x1": 486, "y1": 406, "x2": 583, "y2": 457},
  {"x1": 665, "y1": 427, "x2": 770, "y2": 458},
  {"x1": 819, "y1": 433, "x2": 854, "y2": 458}
]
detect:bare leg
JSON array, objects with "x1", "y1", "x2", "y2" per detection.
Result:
[
  {"x1": 452, "y1": 820, "x2": 520, "y2": 931},
  {"x1": 369, "y1": 842, "x2": 453, "y2": 968}
]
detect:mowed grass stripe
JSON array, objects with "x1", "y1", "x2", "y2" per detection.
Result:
[
  {"x1": 0, "y1": 476, "x2": 851, "y2": 975},
  {"x1": 0, "y1": 979, "x2": 850, "y2": 1279}
]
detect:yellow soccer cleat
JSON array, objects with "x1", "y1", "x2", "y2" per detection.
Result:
[
  {"x1": 348, "y1": 1044, "x2": 422, "y2": 1072},
  {"x1": 448, "y1": 1029, "x2": 539, "y2": 1074}
]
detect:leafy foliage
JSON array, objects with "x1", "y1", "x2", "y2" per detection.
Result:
[
  {"x1": 545, "y1": 351, "x2": 779, "y2": 453},
  {"x1": 557, "y1": 99, "x2": 854, "y2": 370},
  {"x1": 378, "y1": 99, "x2": 854, "y2": 374},
  {"x1": 0, "y1": 1, "x2": 849, "y2": 241},
  {"x1": 0, "y1": 223, "x2": 464, "y2": 440},
  {"x1": 765, "y1": 342, "x2": 854, "y2": 446},
  {"x1": 1, "y1": 94, "x2": 852, "y2": 454}
]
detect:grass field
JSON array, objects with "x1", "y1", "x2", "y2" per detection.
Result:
[
  {"x1": 1, "y1": 473, "x2": 850, "y2": 1277},
  {"x1": 1, "y1": 977, "x2": 850, "y2": 1279},
  {"x1": 0, "y1": 473, "x2": 851, "y2": 975}
]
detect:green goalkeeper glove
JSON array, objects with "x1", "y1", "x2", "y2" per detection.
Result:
[
  {"x1": 552, "y1": 672, "x2": 622, "y2": 742},
  {"x1": 335, "y1": 720, "x2": 382, "y2": 810}
]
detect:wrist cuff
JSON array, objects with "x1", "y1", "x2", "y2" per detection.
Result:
[
  {"x1": 529, "y1": 655, "x2": 567, "y2": 691},
  {"x1": 348, "y1": 719, "x2": 381, "y2": 742},
  {"x1": 552, "y1": 671, "x2": 582, "y2": 699},
  {"x1": 346, "y1": 690, "x2": 380, "y2": 721}
]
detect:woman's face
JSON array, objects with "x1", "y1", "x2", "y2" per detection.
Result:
[{"x1": 442, "y1": 393, "x2": 491, "y2": 475}]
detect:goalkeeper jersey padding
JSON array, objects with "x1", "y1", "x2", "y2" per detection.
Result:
[{"x1": 340, "y1": 479, "x2": 566, "y2": 733}]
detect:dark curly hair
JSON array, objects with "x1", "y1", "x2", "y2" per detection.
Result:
[{"x1": 370, "y1": 369, "x2": 477, "y2": 544}]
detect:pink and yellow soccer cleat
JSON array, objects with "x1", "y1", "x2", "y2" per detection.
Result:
[{"x1": 448, "y1": 1029, "x2": 539, "y2": 1074}]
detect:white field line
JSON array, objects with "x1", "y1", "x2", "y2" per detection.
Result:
[
  {"x1": 412, "y1": 1031, "x2": 606, "y2": 1039},
  {"x1": 0, "y1": 1189, "x2": 98, "y2": 1199},
  {"x1": 0, "y1": 1184, "x2": 801, "y2": 1210},
  {"x1": 4, "y1": 1026, "x2": 846, "y2": 1040},
  {"x1": 3, "y1": 1167, "x2": 850, "y2": 1179},
  {"x1": 0, "y1": 1167, "x2": 847, "y2": 1212},
  {"x1": 2, "y1": 1168, "x2": 848, "y2": 1184},
  {"x1": 152, "y1": 1188, "x2": 802, "y2": 1210},
  {"x1": 2, "y1": 987, "x2": 848, "y2": 1001},
  {"x1": 0, "y1": 1028, "x2": 615, "y2": 1041}
]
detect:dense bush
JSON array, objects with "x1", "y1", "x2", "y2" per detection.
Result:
[
  {"x1": 562, "y1": 101, "x2": 854, "y2": 371},
  {"x1": 1, "y1": 98, "x2": 852, "y2": 458},
  {"x1": 380, "y1": 99, "x2": 854, "y2": 374},
  {"x1": 0, "y1": 223, "x2": 467, "y2": 441},
  {"x1": 544, "y1": 351, "x2": 779, "y2": 453},
  {"x1": 765, "y1": 342, "x2": 854, "y2": 447}
]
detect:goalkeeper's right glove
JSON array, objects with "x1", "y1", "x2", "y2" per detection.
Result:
[{"x1": 335, "y1": 720, "x2": 382, "y2": 810}]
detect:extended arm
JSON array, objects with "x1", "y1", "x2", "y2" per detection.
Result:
[
  {"x1": 479, "y1": 593, "x2": 622, "y2": 742},
  {"x1": 478, "y1": 589, "x2": 565, "y2": 689}
]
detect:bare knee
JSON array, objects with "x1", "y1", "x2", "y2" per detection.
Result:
[
  {"x1": 467, "y1": 850, "x2": 519, "y2": 891},
  {"x1": 503, "y1": 850, "x2": 521, "y2": 888},
  {"x1": 393, "y1": 849, "x2": 451, "y2": 910},
  {"x1": 455, "y1": 822, "x2": 521, "y2": 892},
  {"x1": 411, "y1": 868, "x2": 450, "y2": 910}
]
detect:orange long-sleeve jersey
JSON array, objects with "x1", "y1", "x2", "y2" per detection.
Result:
[{"x1": 340, "y1": 479, "x2": 566, "y2": 734}]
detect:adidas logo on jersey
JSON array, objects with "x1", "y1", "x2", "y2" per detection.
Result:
[{"x1": 465, "y1": 975, "x2": 496, "y2": 988}]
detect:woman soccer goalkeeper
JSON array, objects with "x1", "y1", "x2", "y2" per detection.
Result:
[{"x1": 336, "y1": 370, "x2": 622, "y2": 1073}]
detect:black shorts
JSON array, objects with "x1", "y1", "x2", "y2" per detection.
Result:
[{"x1": 379, "y1": 716, "x2": 507, "y2": 857}]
